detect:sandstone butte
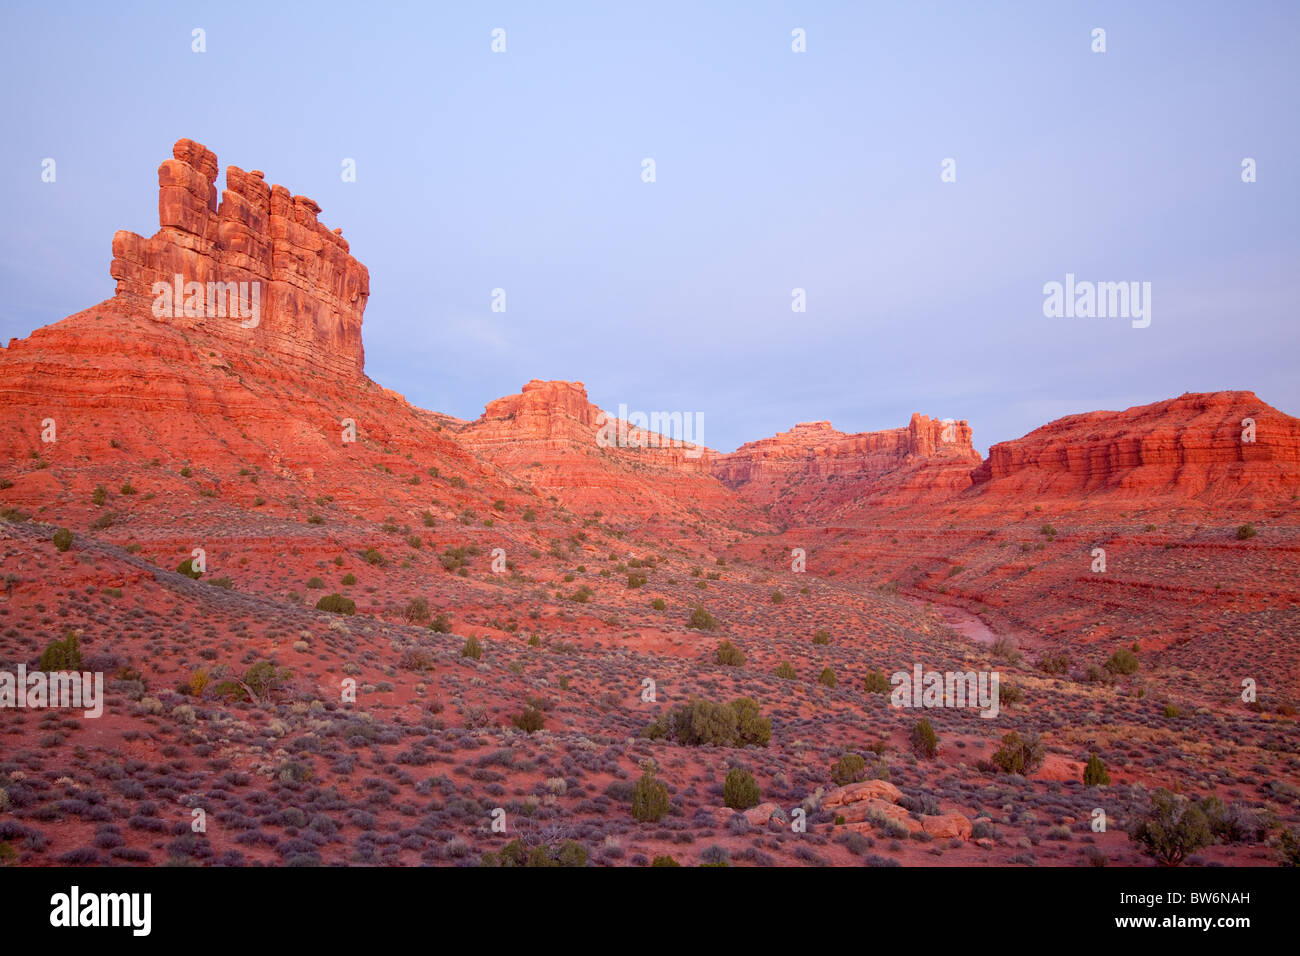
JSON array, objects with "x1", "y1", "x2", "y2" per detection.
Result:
[{"x1": 2, "y1": 137, "x2": 1298, "y2": 583}]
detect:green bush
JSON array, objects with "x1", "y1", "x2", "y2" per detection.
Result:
[
  {"x1": 687, "y1": 605, "x2": 717, "y2": 630},
  {"x1": 177, "y1": 558, "x2": 202, "y2": 579},
  {"x1": 632, "y1": 768, "x2": 671, "y2": 822},
  {"x1": 991, "y1": 731, "x2": 1045, "y2": 776},
  {"x1": 1129, "y1": 789, "x2": 1211, "y2": 866},
  {"x1": 644, "y1": 697, "x2": 770, "y2": 748},
  {"x1": 1083, "y1": 753, "x2": 1111, "y2": 786},
  {"x1": 1104, "y1": 647, "x2": 1139, "y2": 675},
  {"x1": 1037, "y1": 651, "x2": 1070, "y2": 675},
  {"x1": 832, "y1": 753, "x2": 867, "y2": 786},
  {"x1": 714, "y1": 640, "x2": 745, "y2": 666},
  {"x1": 52, "y1": 528, "x2": 73, "y2": 552},
  {"x1": 1278, "y1": 827, "x2": 1300, "y2": 867},
  {"x1": 511, "y1": 705, "x2": 545, "y2": 733},
  {"x1": 723, "y1": 768, "x2": 760, "y2": 810},
  {"x1": 770, "y1": 591, "x2": 784, "y2": 604},
  {"x1": 775, "y1": 661, "x2": 797, "y2": 680},
  {"x1": 404, "y1": 596, "x2": 430, "y2": 624},
  {"x1": 341, "y1": 573, "x2": 357, "y2": 585},
  {"x1": 306, "y1": 577, "x2": 325, "y2": 589},
  {"x1": 817, "y1": 666, "x2": 837, "y2": 688},
  {"x1": 482, "y1": 838, "x2": 587, "y2": 867},
  {"x1": 651, "y1": 855, "x2": 681, "y2": 867},
  {"x1": 1236, "y1": 523, "x2": 1256, "y2": 540},
  {"x1": 39, "y1": 631, "x2": 82, "y2": 671},
  {"x1": 91, "y1": 485, "x2": 107, "y2": 506},
  {"x1": 315, "y1": 593, "x2": 356, "y2": 615},
  {"x1": 243, "y1": 661, "x2": 291, "y2": 699},
  {"x1": 812, "y1": 629, "x2": 830, "y2": 645},
  {"x1": 651, "y1": 597, "x2": 666, "y2": 611},
  {"x1": 461, "y1": 636, "x2": 482, "y2": 660},
  {"x1": 863, "y1": 671, "x2": 892, "y2": 694},
  {"x1": 430, "y1": 613, "x2": 452, "y2": 634},
  {"x1": 626, "y1": 572, "x2": 647, "y2": 589},
  {"x1": 910, "y1": 718, "x2": 938, "y2": 758}
]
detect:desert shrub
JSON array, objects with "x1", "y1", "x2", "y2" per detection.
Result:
[
  {"x1": 651, "y1": 598, "x2": 666, "y2": 611},
  {"x1": 770, "y1": 591, "x2": 784, "y2": 604},
  {"x1": 832, "y1": 753, "x2": 867, "y2": 786},
  {"x1": 403, "y1": 596, "x2": 430, "y2": 624},
  {"x1": 306, "y1": 577, "x2": 325, "y2": 589},
  {"x1": 91, "y1": 485, "x2": 108, "y2": 506},
  {"x1": 723, "y1": 768, "x2": 760, "y2": 810},
  {"x1": 626, "y1": 572, "x2": 646, "y2": 589},
  {"x1": 177, "y1": 558, "x2": 202, "y2": 579},
  {"x1": 864, "y1": 671, "x2": 891, "y2": 694},
  {"x1": 1236, "y1": 523, "x2": 1256, "y2": 540},
  {"x1": 991, "y1": 731, "x2": 1045, "y2": 776},
  {"x1": 1083, "y1": 754, "x2": 1111, "y2": 786},
  {"x1": 644, "y1": 697, "x2": 770, "y2": 748},
  {"x1": 910, "y1": 718, "x2": 938, "y2": 758},
  {"x1": 511, "y1": 706, "x2": 545, "y2": 733},
  {"x1": 1036, "y1": 651, "x2": 1070, "y2": 674},
  {"x1": 1278, "y1": 828, "x2": 1300, "y2": 866},
  {"x1": 714, "y1": 640, "x2": 745, "y2": 667},
  {"x1": 341, "y1": 573, "x2": 357, "y2": 585},
  {"x1": 1129, "y1": 789, "x2": 1211, "y2": 866},
  {"x1": 399, "y1": 649, "x2": 436, "y2": 673},
  {"x1": 482, "y1": 838, "x2": 586, "y2": 867},
  {"x1": 999, "y1": 682, "x2": 1024, "y2": 707},
  {"x1": 651, "y1": 855, "x2": 680, "y2": 867},
  {"x1": 315, "y1": 593, "x2": 356, "y2": 615},
  {"x1": 632, "y1": 768, "x2": 670, "y2": 822},
  {"x1": 461, "y1": 636, "x2": 482, "y2": 660},
  {"x1": 52, "y1": 528, "x2": 73, "y2": 552},
  {"x1": 1104, "y1": 648, "x2": 1139, "y2": 675},
  {"x1": 361, "y1": 547, "x2": 385, "y2": 566},
  {"x1": 1198, "y1": 797, "x2": 1267, "y2": 844},
  {"x1": 430, "y1": 614, "x2": 452, "y2": 634},
  {"x1": 817, "y1": 667, "x2": 837, "y2": 688},
  {"x1": 243, "y1": 661, "x2": 291, "y2": 700},
  {"x1": 39, "y1": 631, "x2": 83, "y2": 671},
  {"x1": 775, "y1": 661, "x2": 797, "y2": 680},
  {"x1": 812, "y1": 629, "x2": 830, "y2": 645},
  {"x1": 687, "y1": 605, "x2": 717, "y2": 630},
  {"x1": 991, "y1": 636, "x2": 1021, "y2": 663}
]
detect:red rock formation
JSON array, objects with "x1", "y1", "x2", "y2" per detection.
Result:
[
  {"x1": 714, "y1": 413, "x2": 981, "y2": 517},
  {"x1": 109, "y1": 138, "x2": 369, "y2": 380},
  {"x1": 464, "y1": 379, "x2": 714, "y2": 472},
  {"x1": 717, "y1": 414, "x2": 978, "y2": 487},
  {"x1": 459, "y1": 381, "x2": 762, "y2": 531},
  {"x1": 971, "y1": 391, "x2": 1300, "y2": 506}
]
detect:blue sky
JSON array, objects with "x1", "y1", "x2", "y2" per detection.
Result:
[{"x1": 1, "y1": 1, "x2": 1296, "y2": 454}]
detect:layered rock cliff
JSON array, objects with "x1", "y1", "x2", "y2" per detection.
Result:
[
  {"x1": 970, "y1": 391, "x2": 1300, "y2": 505},
  {"x1": 108, "y1": 138, "x2": 369, "y2": 380}
]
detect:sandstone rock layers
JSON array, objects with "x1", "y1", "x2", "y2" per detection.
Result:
[
  {"x1": 971, "y1": 391, "x2": 1300, "y2": 506},
  {"x1": 109, "y1": 138, "x2": 369, "y2": 380}
]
